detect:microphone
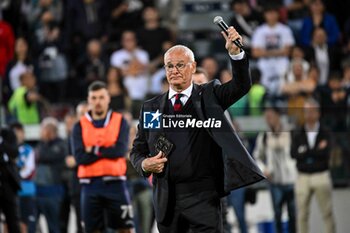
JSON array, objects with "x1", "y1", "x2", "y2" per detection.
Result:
[{"x1": 213, "y1": 16, "x2": 243, "y2": 49}]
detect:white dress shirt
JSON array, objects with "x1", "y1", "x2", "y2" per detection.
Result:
[
  {"x1": 168, "y1": 83, "x2": 193, "y2": 106},
  {"x1": 305, "y1": 122, "x2": 320, "y2": 149}
]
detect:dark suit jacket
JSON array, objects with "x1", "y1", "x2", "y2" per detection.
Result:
[
  {"x1": 291, "y1": 124, "x2": 331, "y2": 173},
  {"x1": 303, "y1": 45, "x2": 341, "y2": 72},
  {"x1": 130, "y1": 56, "x2": 265, "y2": 223},
  {"x1": 0, "y1": 127, "x2": 20, "y2": 192}
]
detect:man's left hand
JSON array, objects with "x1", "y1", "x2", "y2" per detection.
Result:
[{"x1": 221, "y1": 26, "x2": 242, "y2": 55}]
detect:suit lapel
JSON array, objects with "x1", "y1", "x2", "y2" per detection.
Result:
[
  {"x1": 191, "y1": 84, "x2": 205, "y2": 121},
  {"x1": 158, "y1": 91, "x2": 168, "y2": 114}
]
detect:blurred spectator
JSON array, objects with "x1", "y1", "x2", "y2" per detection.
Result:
[
  {"x1": 284, "y1": 0, "x2": 309, "y2": 40},
  {"x1": 63, "y1": 0, "x2": 109, "y2": 68},
  {"x1": 304, "y1": 27, "x2": 341, "y2": 85},
  {"x1": 0, "y1": 0, "x2": 28, "y2": 36},
  {"x1": 65, "y1": 0, "x2": 108, "y2": 43},
  {"x1": 0, "y1": 126, "x2": 21, "y2": 233},
  {"x1": 75, "y1": 39, "x2": 108, "y2": 99},
  {"x1": 4, "y1": 37, "x2": 34, "y2": 100},
  {"x1": 281, "y1": 59, "x2": 316, "y2": 126},
  {"x1": 106, "y1": 67, "x2": 131, "y2": 113},
  {"x1": 68, "y1": 100, "x2": 89, "y2": 224},
  {"x1": 11, "y1": 122, "x2": 37, "y2": 233},
  {"x1": 154, "y1": 0, "x2": 181, "y2": 29},
  {"x1": 341, "y1": 60, "x2": 350, "y2": 88},
  {"x1": 76, "y1": 100, "x2": 89, "y2": 119},
  {"x1": 300, "y1": 0, "x2": 340, "y2": 47},
  {"x1": 315, "y1": 72, "x2": 349, "y2": 131},
  {"x1": 161, "y1": 76, "x2": 169, "y2": 93},
  {"x1": 26, "y1": 0, "x2": 63, "y2": 33},
  {"x1": 291, "y1": 98, "x2": 336, "y2": 233},
  {"x1": 226, "y1": 120, "x2": 252, "y2": 233},
  {"x1": 307, "y1": 64, "x2": 321, "y2": 84},
  {"x1": 36, "y1": 15, "x2": 68, "y2": 103},
  {"x1": 110, "y1": 30, "x2": 150, "y2": 118},
  {"x1": 147, "y1": 42, "x2": 172, "y2": 97},
  {"x1": 137, "y1": 7, "x2": 173, "y2": 97},
  {"x1": 126, "y1": 125, "x2": 153, "y2": 233},
  {"x1": 0, "y1": 18, "x2": 15, "y2": 78},
  {"x1": 192, "y1": 67, "x2": 209, "y2": 85},
  {"x1": 200, "y1": 56, "x2": 220, "y2": 81},
  {"x1": 8, "y1": 72, "x2": 48, "y2": 125},
  {"x1": 254, "y1": 107, "x2": 297, "y2": 233},
  {"x1": 247, "y1": 68, "x2": 266, "y2": 116},
  {"x1": 343, "y1": 16, "x2": 350, "y2": 59},
  {"x1": 290, "y1": 45, "x2": 310, "y2": 71},
  {"x1": 106, "y1": 0, "x2": 152, "y2": 45},
  {"x1": 251, "y1": 4, "x2": 295, "y2": 95},
  {"x1": 34, "y1": 117, "x2": 66, "y2": 233},
  {"x1": 137, "y1": 6, "x2": 173, "y2": 74},
  {"x1": 230, "y1": 0, "x2": 263, "y2": 51},
  {"x1": 60, "y1": 112, "x2": 83, "y2": 233},
  {"x1": 283, "y1": 58, "x2": 311, "y2": 87},
  {"x1": 105, "y1": 0, "x2": 130, "y2": 44}
]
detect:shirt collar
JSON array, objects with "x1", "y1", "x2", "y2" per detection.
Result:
[
  {"x1": 168, "y1": 83, "x2": 193, "y2": 99},
  {"x1": 305, "y1": 121, "x2": 320, "y2": 132}
]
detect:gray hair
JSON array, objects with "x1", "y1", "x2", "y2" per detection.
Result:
[
  {"x1": 41, "y1": 117, "x2": 59, "y2": 133},
  {"x1": 164, "y1": 45, "x2": 195, "y2": 62},
  {"x1": 304, "y1": 97, "x2": 320, "y2": 109}
]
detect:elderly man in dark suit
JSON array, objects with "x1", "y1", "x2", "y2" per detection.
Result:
[{"x1": 130, "y1": 26, "x2": 264, "y2": 232}]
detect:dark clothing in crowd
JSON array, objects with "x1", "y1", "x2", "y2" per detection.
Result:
[
  {"x1": 291, "y1": 126, "x2": 331, "y2": 173},
  {"x1": 0, "y1": 127, "x2": 21, "y2": 233},
  {"x1": 137, "y1": 27, "x2": 172, "y2": 60},
  {"x1": 35, "y1": 137, "x2": 67, "y2": 233}
]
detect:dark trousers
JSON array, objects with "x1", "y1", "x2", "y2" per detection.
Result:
[
  {"x1": 157, "y1": 190, "x2": 222, "y2": 233},
  {"x1": 60, "y1": 193, "x2": 82, "y2": 233},
  {"x1": 270, "y1": 184, "x2": 296, "y2": 233},
  {"x1": 36, "y1": 195, "x2": 63, "y2": 233},
  {"x1": 19, "y1": 196, "x2": 37, "y2": 233},
  {"x1": 227, "y1": 187, "x2": 247, "y2": 233},
  {"x1": 80, "y1": 179, "x2": 134, "y2": 233},
  {"x1": 0, "y1": 185, "x2": 21, "y2": 233}
]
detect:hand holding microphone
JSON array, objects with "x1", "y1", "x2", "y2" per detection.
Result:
[{"x1": 213, "y1": 16, "x2": 243, "y2": 55}]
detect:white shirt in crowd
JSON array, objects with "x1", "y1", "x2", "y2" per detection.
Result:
[
  {"x1": 110, "y1": 48, "x2": 150, "y2": 100},
  {"x1": 252, "y1": 22, "x2": 295, "y2": 94},
  {"x1": 305, "y1": 122, "x2": 320, "y2": 149}
]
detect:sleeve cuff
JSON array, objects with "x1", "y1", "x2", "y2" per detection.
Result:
[
  {"x1": 141, "y1": 159, "x2": 148, "y2": 172},
  {"x1": 229, "y1": 51, "x2": 245, "y2": 60}
]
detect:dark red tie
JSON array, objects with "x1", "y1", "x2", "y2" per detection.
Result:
[{"x1": 173, "y1": 94, "x2": 183, "y2": 112}]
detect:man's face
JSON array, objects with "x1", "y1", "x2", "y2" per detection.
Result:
[
  {"x1": 313, "y1": 28, "x2": 327, "y2": 45},
  {"x1": 122, "y1": 31, "x2": 137, "y2": 51},
  {"x1": 201, "y1": 58, "x2": 218, "y2": 79},
  {"x1": 264, "y1": 109, "x2": 280, "y2": 129},
  {"x1": 264, "y1": 10, "x2": 279, "y2": 25},
  {"x1": 13, "y1": 128, "x2": 25, "y2": 144},
  {"x1": 164, "y1": 49, "x2": 196, "y2": 90},
  {"x1": 76, "y1": 104, "x2": 89, "y2": 119},
  {"x1": 192, "y1": 73, "x2": 208, "y2": 85},
  {"x1": 88, "y1": 88, "x2": 110, "y2": 116},
  {"x1": 304, "y1": 103, "x2": 320, "y2": 124}
]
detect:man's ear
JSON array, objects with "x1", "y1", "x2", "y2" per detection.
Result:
[{"x1": 192, "y1": 62, "x2": 197, "y2": 73}]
